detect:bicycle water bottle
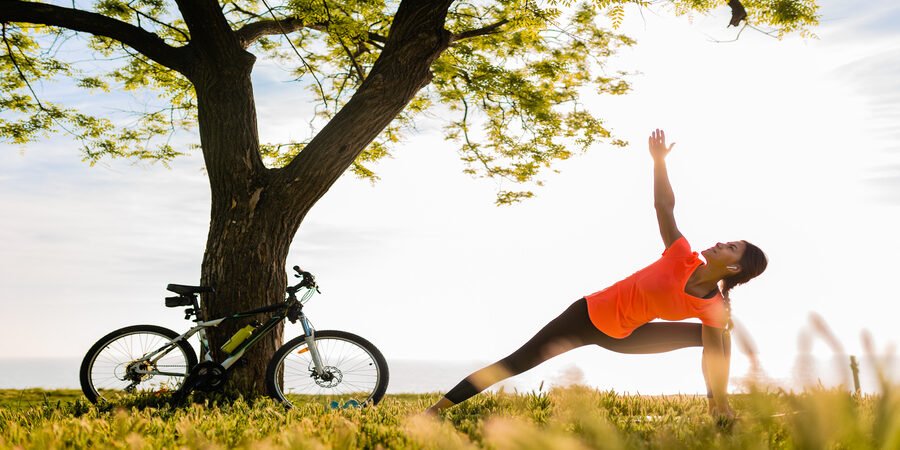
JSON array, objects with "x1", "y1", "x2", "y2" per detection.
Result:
[{"x1": 221, "y1": 324, "x2": 256, "y2": 354}]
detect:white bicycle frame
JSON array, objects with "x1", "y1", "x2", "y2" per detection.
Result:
[{"x1": 132, "y1": 287, "x2": 327, "y2": 377}]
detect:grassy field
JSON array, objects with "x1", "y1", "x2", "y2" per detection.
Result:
[{"x1": 1, "y1": 386, "x2": 898, "y2": 449}]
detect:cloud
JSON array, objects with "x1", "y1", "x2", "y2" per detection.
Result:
[
  {"x1": 0, "y1": 139, "x2": 210, "y2": 300},
  {"x1": 819, "y1": 0, "x2": 900, "y2": 41},
  {"x1": 833, "y1": 49, "x2": 900, "y2": 104},
  {"x1": 829, "y1": 46, "x2": 900, "y2": 201},
  {"x1": 864, "y1": 163, "x2": 900, "y2": 204},
  {"x1": 291, "y1": 221, "x2": 407, "y2": 258}
]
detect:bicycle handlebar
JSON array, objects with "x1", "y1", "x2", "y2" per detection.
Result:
[
  {"x1": 288, "y1": 265, "x2": 319, "y2": 294},
  {"x1": 292, "y1": 265, "x2": 308, "y2": 278}
]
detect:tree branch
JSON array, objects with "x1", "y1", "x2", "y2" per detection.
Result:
[
  {"x1": 228, "y1": 2, "x2": 264, "y2": 21},
  {"x1": 235, "y1": 17, "x2": 324, "y2": 48},
  {"x1": 235, "y1": 16, "x2": 388, "y2": 49},
  {"x1": 275, "y1": 0, "x2": 455, "y2": 214},
  {"x1": 450, "y1": 19, "x2": 509, "y2": 43},
  {"x1": 173, "y1": 0, "x2": 240, "y2": 60},
  {"x1": 256, "y1": 0, "x2": 327, "y2": 109},
  {"x1": 126, "y1": 5, "x2": 190, "y2": 43},
  {"x1": 1, "y1": 23, "x2": 78, "y2": 138},
  {"x1": 0, "y1": 1, "x2": 189, "y2": 73},
  {"x1": 321, "y1": 0, "x2": 364, "y2": 81}
]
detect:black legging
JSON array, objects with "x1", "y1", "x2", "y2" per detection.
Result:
[{"x1": 444, "y1": 298, "x2": 707, "y2": 404}]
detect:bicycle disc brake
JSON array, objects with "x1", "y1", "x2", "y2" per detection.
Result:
[{"x1": 313, "y1": 366, "x2": 343, "y2": 388}]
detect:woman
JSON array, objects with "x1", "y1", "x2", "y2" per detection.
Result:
[{"x1": 426, "y1": 129, "x2": 767, "y2": 419}]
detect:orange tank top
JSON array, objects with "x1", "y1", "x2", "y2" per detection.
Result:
[{"x1": 585, "y1": 236, "x2": 727, "y2": 338}]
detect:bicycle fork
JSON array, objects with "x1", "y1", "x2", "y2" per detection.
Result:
[{"x1": 299, "y1": 313, "x2": 327, "y2": 377}]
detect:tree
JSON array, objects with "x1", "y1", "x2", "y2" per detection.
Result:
[{"x1": 0, "y1": 0, "x2": 818, "y2": 396}]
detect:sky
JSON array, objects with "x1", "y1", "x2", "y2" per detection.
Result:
[{"x1": 1, "y1": 0, "x2": 899, "y2": 394}]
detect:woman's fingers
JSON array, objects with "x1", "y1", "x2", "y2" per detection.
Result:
[
  {"x1": 649, "y1": 129, "x2": 674, "y2": 154},
  {"x1": 650, "y1": 129, "x2": 667, "y2": 145}
]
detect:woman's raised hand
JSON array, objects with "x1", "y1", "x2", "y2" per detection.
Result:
[{"x1": 648, "y1": 128, "x2": 675, "y2": 162}]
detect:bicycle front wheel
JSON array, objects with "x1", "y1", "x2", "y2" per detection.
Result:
[
  {"x1": 80, "y1": 325, "x2": 197, "y2": 403},
  {"x1": 266, "y1": 330, "x2": 389, "y2": 407}
]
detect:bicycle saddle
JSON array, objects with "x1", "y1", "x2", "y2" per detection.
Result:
[{"x1": 166, "y1": 284, "x2": 214, "y2": 295}]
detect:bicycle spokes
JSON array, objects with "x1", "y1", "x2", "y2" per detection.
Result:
[
  {"x1": 83, "y1": 329, "x2": 192, "y2": 402},
  {"x1": 269, "y1": 331, "x2": 387, "y2": 407}
]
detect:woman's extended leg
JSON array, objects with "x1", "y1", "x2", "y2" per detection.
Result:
[
  {"x1": 427, "y1": 299, "x2": 594, "y2": 413},
  {"x1": 426, "y1": 301, "x2": 711, "y2": 414}
]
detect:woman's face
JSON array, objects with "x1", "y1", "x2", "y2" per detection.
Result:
[{"x1": 701, "y1": 241, "x2": 746, "y2": 269}]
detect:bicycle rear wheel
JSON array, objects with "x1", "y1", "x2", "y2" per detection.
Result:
[
  {"x1": 80, "y1": 325, "x2": 197, "y2": 403},
  {"x1": 266, "y1": 330, "x2": 389, "y2": 407}
]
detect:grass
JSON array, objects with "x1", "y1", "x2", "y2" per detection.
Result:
[
  {"x1": 0, "y1": 389, "x2": 84, "y2": 409},
  {"x1": 1, "y1": 386, "x2": 898, "y2": 449}
]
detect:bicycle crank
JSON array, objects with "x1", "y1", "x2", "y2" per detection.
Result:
[{"x1": 173, "y1": 361, "x2": 229, "y2": 402}]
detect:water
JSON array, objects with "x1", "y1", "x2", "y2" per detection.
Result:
[{"x1": 1, "y1": 358, "x2": 84, "y2": 390}]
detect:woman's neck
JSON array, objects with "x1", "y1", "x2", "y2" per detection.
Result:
[{"x1": 688, "y1": 263, "x2": 726, "y2": 292}]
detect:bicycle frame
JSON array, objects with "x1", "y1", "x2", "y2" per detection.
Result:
[{"x1": 133, "y1": 287, "x2": 325, "y2": 377}]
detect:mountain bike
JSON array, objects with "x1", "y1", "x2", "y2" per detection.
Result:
[{"x1": 79, "y1": 266, "x2": 389, "y2": 407}]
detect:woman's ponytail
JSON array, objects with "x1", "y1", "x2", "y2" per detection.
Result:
[{"x1": 721, "y1": 283, "x2": 735, "y2": 333}]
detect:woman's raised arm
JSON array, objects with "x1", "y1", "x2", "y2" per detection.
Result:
[{"x1": 649, "y1": 129, "x2": 682, "y2": 248}]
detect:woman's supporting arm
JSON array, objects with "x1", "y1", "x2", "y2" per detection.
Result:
[
  {"x1": 701, "y1": 324, "x2": 734, "y2": 418},
  {"x1": 702, "y1": 348, "x2": 714, "y2": 410},
  {"x1": 649, "y1": 129, "x2": 682, "y2": 248}
]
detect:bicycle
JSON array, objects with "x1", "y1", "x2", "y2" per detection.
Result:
[{"x1": 79, "y1": 266, "x2": 389, "y2": 407}]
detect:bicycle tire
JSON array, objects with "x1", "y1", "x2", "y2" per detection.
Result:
[
  {"x1": 80, "y1": 324, "x2": 198, "y2": 403},
  {"x1": 266, "y1": 330, "x2": 389, "y2": 407}
]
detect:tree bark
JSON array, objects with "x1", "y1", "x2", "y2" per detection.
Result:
[
  {"x1": 200, "y1": 202, "x2": 298, "y2": 396},
  {"x1": 191, "y1": 50, "x2": 291, "y2": 396}
]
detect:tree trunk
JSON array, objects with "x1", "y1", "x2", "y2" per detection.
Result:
[
  {"x1": 191, "y1": 51, "x2": 298, "y2": 396},
  {"x1": 200, "y1": 203, "x2": 298, "y2": 396}
]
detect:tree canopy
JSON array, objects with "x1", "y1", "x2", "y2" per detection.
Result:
[{"x1": 1, "y1": 0, "x2": 818, "y2": 204}]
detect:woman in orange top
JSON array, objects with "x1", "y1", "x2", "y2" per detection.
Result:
[{"x1": 426, "y1": 129, "x2": 768, "y2": 420}]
